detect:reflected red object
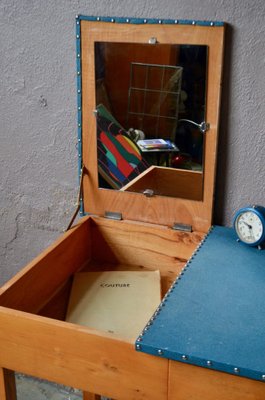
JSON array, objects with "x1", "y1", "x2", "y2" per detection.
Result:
[{"x1": 171, "y1": 153, "x2": 191, "y2": 168}]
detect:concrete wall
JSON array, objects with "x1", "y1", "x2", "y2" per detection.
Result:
[{"x1": 1, "y1": 0, "x2": 265, "y2": 284}]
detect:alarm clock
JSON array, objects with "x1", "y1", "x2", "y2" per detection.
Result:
[{"x1": 233, "y1": 205, "x2": 265, "y2": 248}]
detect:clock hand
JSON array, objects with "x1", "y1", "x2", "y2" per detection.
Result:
[{"x1": 242, "y1": 221, "x2": 252, "y2": 230}]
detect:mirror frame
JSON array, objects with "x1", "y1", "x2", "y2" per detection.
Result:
[{"x1": 77, "y1": 16, "x2": 225, "y2": 232}]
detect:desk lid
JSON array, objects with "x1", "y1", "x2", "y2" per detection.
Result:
[
  {"x1": 136, "y1": 226, "x2": 265, "y2": 382},
  {"x1": 75, "y1": 16, "x2": 225, "y2": 232}
]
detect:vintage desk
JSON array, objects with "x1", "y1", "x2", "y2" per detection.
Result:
[{"x1": 0, "y1": 16, "x2": 264, "y2": 400}]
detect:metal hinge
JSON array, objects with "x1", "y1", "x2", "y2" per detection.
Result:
[
  {"x1": 172, "y1": 222, "x2": 192, "y2": 232},
  {"x1": 104, "y1": 211, "x2": 123, "y2": 221}
]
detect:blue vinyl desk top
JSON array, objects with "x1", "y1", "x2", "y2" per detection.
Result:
[{"x1": 135, "y1": 226, "x2": 265, "y2": 382}]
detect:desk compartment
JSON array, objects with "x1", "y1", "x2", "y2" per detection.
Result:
[{"x1": 0, "y1": 216, "x2": 203, "y2": 399}]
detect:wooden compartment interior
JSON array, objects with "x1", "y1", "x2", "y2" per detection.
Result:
[
  {"x1": 0, "y1": 216, "x2": 204, "y2": 335},
  {"x1": 121, "y1": 165, "x2": 203, "y2": 200}
]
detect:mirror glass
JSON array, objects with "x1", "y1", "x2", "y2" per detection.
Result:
[{"x1": 95, "y1": 41, "x2": 207, "y2": 198}]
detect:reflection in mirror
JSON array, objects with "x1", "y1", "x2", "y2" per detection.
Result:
[{"x1": 95, "y1": 42, "x2": 207, "y2": 199}]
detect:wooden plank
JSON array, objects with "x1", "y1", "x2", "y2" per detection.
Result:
[
  {"x1": 81, "y1": 20, "x2": 225, "y2": 232},
  {"x1": 83, "y1": 392, "x2": 101, "y2": 400},
  {"x1": 0, "y1": 368, "x2": 17, "y2": 400},
  {"x1": 0, "y1": 217, "x2": 91, "y2": 314},
  {"x1": 38, "y1": 278, "x2": 73, "y2": 320},
  {"x1": 168, "y1": 360, "x2": 265, "y2": 400},
  {"x1": 0, "y1": 308, "x2": 168, "y2": 400},
  {"x1": 88, "y1": 217, "x2": 203, "y2": 295},
  {"x1": 90, "y1": 217, "x2": 203, "y2": 269}
]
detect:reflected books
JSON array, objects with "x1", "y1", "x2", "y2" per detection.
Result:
[
  {"x1": 137, "y1": 139, "x2": 178, "y2": 152},
  {"x1": 66, "y1": 270, "x2": 161, "y2": 342}
]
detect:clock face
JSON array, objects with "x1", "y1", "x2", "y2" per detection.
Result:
[{"x1": 235, "y1": 211, "x2": 263, "y2": 244}]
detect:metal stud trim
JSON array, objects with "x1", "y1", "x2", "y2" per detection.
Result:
[
  {"x1": 77, "y1": 15, "x2": 224, "y2": 27},
  {"x1": 75, "y1": 15, "x2": 83, "y2": 215}
]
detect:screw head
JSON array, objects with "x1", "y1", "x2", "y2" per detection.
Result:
[
  {"x1": 206, "y1": 360, "x2": 212, "y2": 366},
  {"x1": 182, "y1": 355, "x2": 188, "y2": 360},
  {"x1": 234, "y1": 367, "x2": 240, "y2": 374},
  {"x1": 158, "y1": 349, "x2": 163, "y2": 355}
]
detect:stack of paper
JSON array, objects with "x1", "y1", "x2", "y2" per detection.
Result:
[{"x1": 66, "y1": 270, "x2": 161, "y2": 342}]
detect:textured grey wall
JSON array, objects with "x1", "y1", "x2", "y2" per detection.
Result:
[{"x1": 1, "y1": 0, "x2": 265, "y2": 284}]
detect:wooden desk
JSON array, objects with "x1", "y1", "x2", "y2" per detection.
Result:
[{"x1": 0, "y1": 222, "x2": 265, "y2": 400}]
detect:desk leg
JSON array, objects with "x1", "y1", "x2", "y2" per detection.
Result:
[
  {"x1": 83, "y1": 392, "x2": 101, "y2": 400},
  {"x1": 0, "y1": 368, "x2": 17, "y2": 400}
]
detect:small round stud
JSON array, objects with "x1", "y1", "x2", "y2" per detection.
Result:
[
  {"x1": 143, "y1": 19, "x2": 147, "y2": 23},
  {"x1": 111, "y1": 18, "x2": 115, "y2": 23},
  {"x1": 148, "y1": 37, "x2": 157, "y2": 44},
  {"x1": 78, "y1": 138, "x2": 81, "y2": 142},
  {"x1": 206, "y1": 360, "x2": 212, "y2": 366},
  {"x1": 77, "y1": 54, "x2": 80, "y2": 58},
  {"x1": 77, "y1": 89, "x2": 81, "y2": 93},
  {"x1": 182, "y1": 355, "x2": 188, "y2": 361},
  {"x1": 158, "y1": 20, "x2": 162, "y2": 24},
  {"x1": 192, "y1": 21, "x2": 196, "y2": 25},
  {"x1": 175, "y1": 20, "x2": 178, "y2": 24},
  {"x1": 76, "y1": 35, "x2": 80, "y2": 39},
  {"x1": 97, "y1": 17, "x2": 100, "y2": 21},
  {"x1": 234, "y1": 367, "x2": 240, "y2": 374},
  {"x1": 262, "y1": 375, "x2": 265, "y2": 380},
  {"x1": 136, "y1": 344, "x2": 141, "y2": 350},
  {"x1": 210, "y1": 22, "x2": 214, "y2": 26},
  {"x1": 78, "y1": 106, "x2": 81, "y2": 111},
  {"x1": 75, "y1": 15, "x2": 79, "y2": 19},
  {"x1": 126, "y1": 18, "x2": 130, "y2": 23},
  {"x1": 158, "y1": 349, "x2": 163, "y2": 355}
]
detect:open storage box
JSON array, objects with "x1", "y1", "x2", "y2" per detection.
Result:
[
  {"x1": 0, "y1": 215, "x2": 203, "y2": 399},
  {"x1": 2, "y1": 15, "x2": 262, "y2": 400}
]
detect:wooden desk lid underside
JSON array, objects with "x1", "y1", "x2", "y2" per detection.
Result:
[{"x1": 78, "y1": 17, "x2": 225, "y2": 232}]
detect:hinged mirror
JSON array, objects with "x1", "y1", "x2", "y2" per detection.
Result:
[{"x1": 77, "y1": 16, "x2": 225, "y2": 231}]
